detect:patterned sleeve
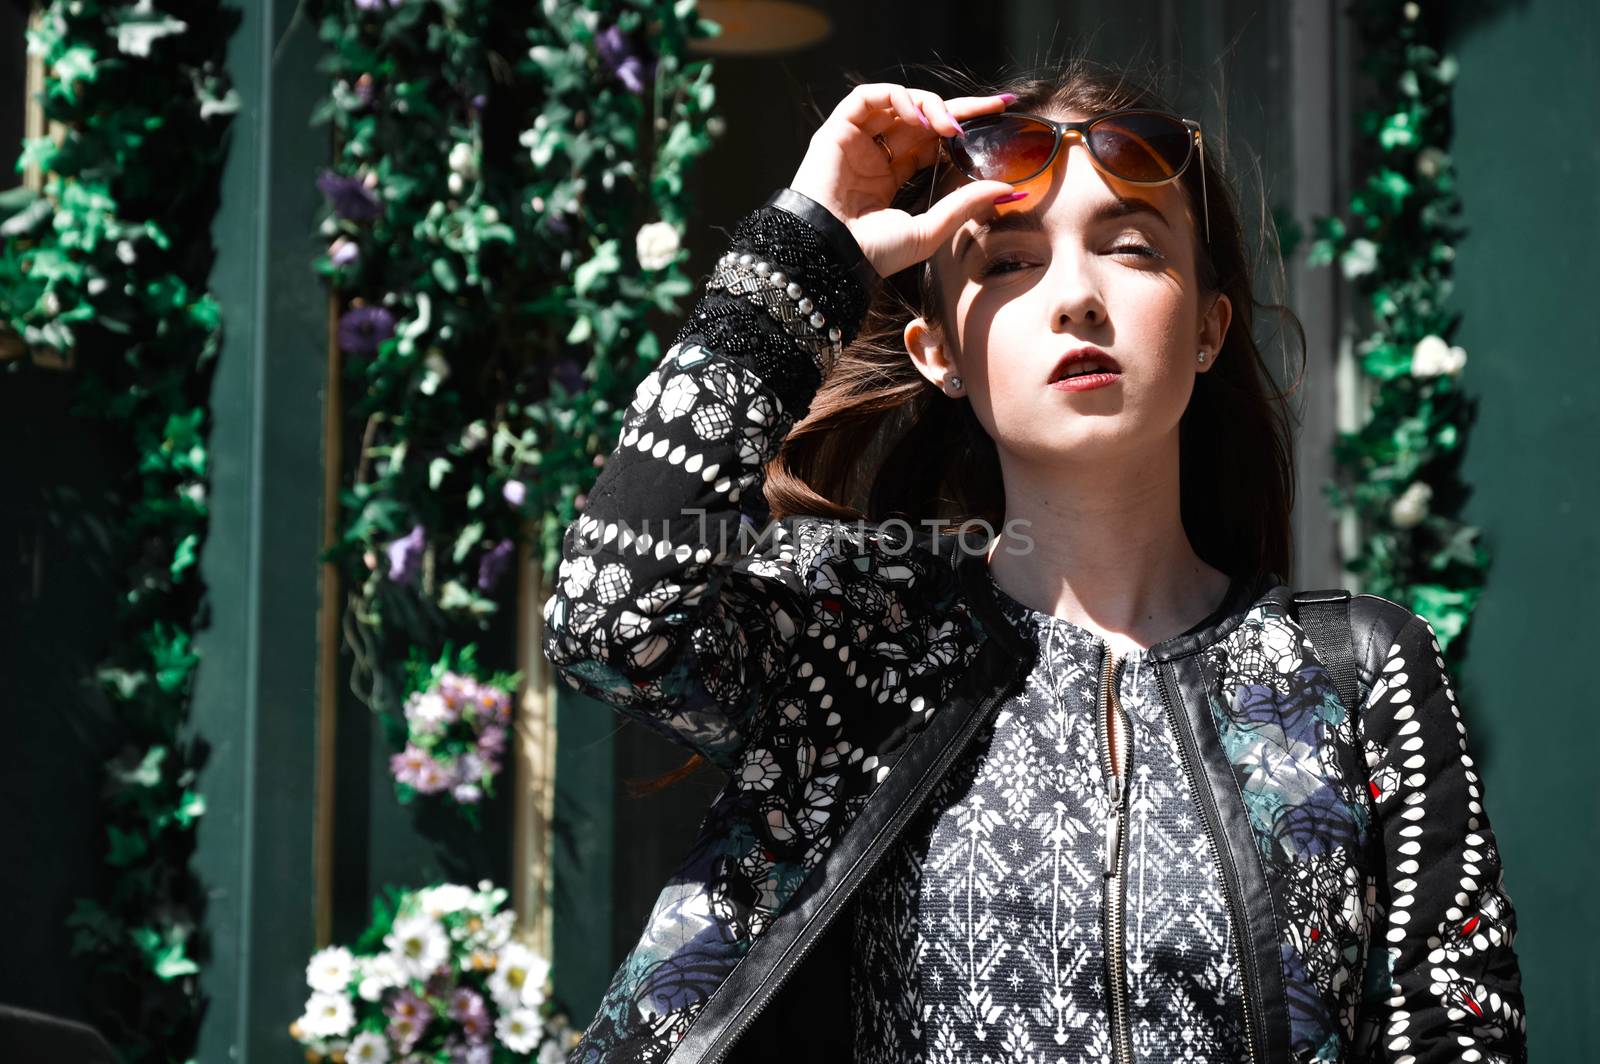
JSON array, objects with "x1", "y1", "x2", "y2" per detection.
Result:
[
  {"x1": 1358, "y1": 611, "x2": 1528, "y2": 1062},
  {"x1": 540, "y1": 188, "x2": 878, "y2": 771}
]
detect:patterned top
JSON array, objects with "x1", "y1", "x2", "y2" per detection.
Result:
[{"x1": 849, "y1": 569, "x2": 1251, "y2": 1063}]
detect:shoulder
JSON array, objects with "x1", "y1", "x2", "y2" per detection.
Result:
[
  {"x1": 1348, "y1": 591, "x2": 1439, "y2": 691},
  {"x1": 765, "y1": 513, "x2": 962, "y2": 603}
]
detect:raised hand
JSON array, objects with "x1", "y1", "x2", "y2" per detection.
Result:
[{"x1": 787, "y1": 84, "x2": 1020, "y2": 280}]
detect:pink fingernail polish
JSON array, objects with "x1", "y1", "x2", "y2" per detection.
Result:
[
  {"x1": 951, "y1": 117, "x2": 965, "y2": 135},
  {"x1": 916, "y1": 103, "x2": 931, "y2": 130},
  {"x1": 997, "y1": 93, "x2": 1017, "y2": 103},
  {"x1": 994, "y1": 191, "x2": 1028, "y2": 204}
]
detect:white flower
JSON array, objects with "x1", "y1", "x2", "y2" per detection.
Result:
[
  {"x1": 404, "y1": 691, "x2": 452, "y2": 735},
  {"x1": 299, "y1": 991, "x2": 355, "y2": 1038},
  {"x1": 419, "y1": 883, "x2": 476, "y2": 919},
  {"x1": 306, "y1": 945, "x2": 355, "y2": 994},
  {"x1": 539, "y1": 1038, "x2": 568, "y2": 1064},
  {"x1": 496, "y1": 1007, "x2": 544, "y2": 1053},
  {"x1": 1410, "y1": 334, "x2": 1467, "y2": 377},
  {"x1": 347, "y1": 1031, "x2": 391, "y2": 1063},
  {"x1": 1415, "y1": 146, "x2": 1448, "y2": 180},
  {"x1": 357, "y1": 952, "x2": 405, "y2": 1002},
  {"x1": 385, "y1": 913, "x2": 450, "y2": 980},
  {"x1": 478, "y1": 909, "x2": 517, "y2": 950},
  {"x1": 488, "y1": 941, "x2": 551, "y2": 1011},
  {"x1": 420, "y1": 352, "x2": 452, "y2": 396},
  {"x1": 1390, "y1": 480, "x2": 1433, "y2": 528},
  {"x1": 635, "y1": 220, "x2": 681, "y2": 271},
  {"x1": 449, "y1": 142, "x2": 479, "y2": 179},
  {"x1": 1339, "y1": 238, "x2": 1378, "y2": 280}
]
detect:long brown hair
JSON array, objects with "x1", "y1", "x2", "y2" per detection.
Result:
[{"x1": 631, "y1": 53, "x2": 1306, "y2": 796}]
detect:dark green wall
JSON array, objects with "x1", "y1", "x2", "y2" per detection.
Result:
[{"x1": 1446, "y1": 1, "x2": 1599, "y2": 1058}]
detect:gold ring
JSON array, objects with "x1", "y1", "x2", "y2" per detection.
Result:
[{"x1": 872, "y1": 132, "x2": 895, "y2": 165}]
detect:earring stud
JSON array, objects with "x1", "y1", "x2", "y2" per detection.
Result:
[
  {"x1": 1197, "y1": 350, "x2": 1207, "y2": 363},
  {"x1": 948, "y1": 375, "x2": 963, "y2": 392}
]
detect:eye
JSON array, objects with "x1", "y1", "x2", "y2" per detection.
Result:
[
  {"x1": 1110, "y1": 241, "x2": 1160, "y2": 259},
  {"x1": 978, "y1": 255, "x2": 1031, "y2": 278}
]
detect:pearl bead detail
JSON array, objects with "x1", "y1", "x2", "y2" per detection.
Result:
[
  {"x1": 797, "y1": 297, "x2": 813, "y2": 315},
  {"x1": 754, "y1": 260, "x2": 771, "y2": 277},
  {"x1": 786, "y1": 282, "x2": 803, "y2": 300}
]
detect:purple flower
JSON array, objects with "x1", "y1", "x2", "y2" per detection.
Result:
[
  {"x1": 316, "y1": 169, "x2": 382, "y2": 221},
  {"x1": 386, "y1": 523, "x2": 426, "y2": 583},
  {"x1": 389, "y1": 743, "x2": 429, "y2": 789},
  {"x1": 448, "y1": 987, "x2": 487, "y2": 1023},
  {"x1": 470, "y1": 93, "x2": 487, "y2": 111},
  {"x1": 478, "y1": 724, "x2": 508, "y2": 757},
  {"x1": 413, "y1": 755, "x2": 453, "y2": 795},
  {"x1": 554, "y1": 355, "x2": 588, "y2": 396},
  {"x1": 476, "y1": 538, "x2": 515, "y2": 592},
  {"x1": 339, "y1": 304, "x2": 396, "y2": 353},
  {"x1": 596, "y1": 24, "x2": 652, "y2": 95},
  {"x1": 355, "y1": 0, "x2": 405, "y2": 9}
]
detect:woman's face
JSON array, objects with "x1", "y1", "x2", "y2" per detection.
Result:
[{"x1": 906, "y1": 109, "x2": 1232, "y2": 474}]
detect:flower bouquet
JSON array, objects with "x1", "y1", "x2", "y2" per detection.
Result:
[
  {"x1": 388, "y1": 643, "x2": 520, "y2": 821},
  {"x1": 290, "y1": 881, "x2": 575, "y2": 1062}
]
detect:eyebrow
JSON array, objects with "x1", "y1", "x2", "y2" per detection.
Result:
[{"x1": 954, "y1": 196, "x2": 1172, "y2": 262}]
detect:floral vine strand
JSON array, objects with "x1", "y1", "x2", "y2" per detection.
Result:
[
  {"x1": 0, "y1": 0, "x2": 240, "y2": 1058},
  {"x1": 310, "y1": 0, "x2": 722, "y2": 816},
  {"x1": 1308, "y1": 0, "x2": 1489, "y2": 656}
]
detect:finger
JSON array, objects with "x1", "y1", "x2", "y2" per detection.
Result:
[
  {"x1": 839, "y1": 82, "x2": 936, "y2": 137},
  {"x1": 909, "y1": 179, "x2": 1019, "y2": 258},
  {"x1": 944, "y1": 93, "x2": 1015, "y2": 119},
  {"x1": 909, "y1": 90, "x2": 965, "y2": 138}
]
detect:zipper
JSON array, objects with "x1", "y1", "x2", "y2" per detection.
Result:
[
  {"x1": 1098, "y1": 641, "x2": 1134, "y2": 1064},
  {"x1": 696, "y1": 652, "x2": 1018, "y2": 1064},
  {"x1": 1154, "y1": 658, "x2": 1262, "y2": 1064}
]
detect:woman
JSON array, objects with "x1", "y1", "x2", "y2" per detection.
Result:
[{"x1": 542, "y1": 57, "x2": 1527, "y2": 1064}]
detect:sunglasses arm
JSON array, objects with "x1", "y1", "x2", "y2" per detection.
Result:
[{"x1": 1198, "y1": 131, "x2": 1210, "y2": 246}]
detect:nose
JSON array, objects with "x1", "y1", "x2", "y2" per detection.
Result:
[{"x1": 1048, "y1": 254, "x2": 1106, "y2": 330}]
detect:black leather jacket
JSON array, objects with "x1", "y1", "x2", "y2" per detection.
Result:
[{"x1": 542, "y1": 189, "x2": 1527, "y2": 1064}]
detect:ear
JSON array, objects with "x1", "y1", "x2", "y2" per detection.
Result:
[
  {"x1": 1197, "y1": 292, "x2": 1233, "y2": 372},
  {"x1": 904, "y1": 315, "x2": 957, "y2": 389}
]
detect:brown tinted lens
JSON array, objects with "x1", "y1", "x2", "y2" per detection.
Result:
[
  {"x1": 1087, "y1": 112, "x2": 1192, "y2": 182},
  {"x1": 946, "y1": 115, "x2": 1058, "y2": 183}
]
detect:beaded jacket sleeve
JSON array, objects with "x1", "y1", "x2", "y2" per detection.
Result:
[{"x1": 540, "y1": 189, "x2": 877, "y2": 771}]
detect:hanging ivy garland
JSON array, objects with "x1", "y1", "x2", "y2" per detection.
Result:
[
  {"x1": 1308, "y1": 0, "x2": 1488, "y2": 657},
  {"x1": 310, "y1": 0, "x2": 721, "y2": 816},
  {"x1": 0, "y1": 0, "x2": 239, "y2": 1059}
]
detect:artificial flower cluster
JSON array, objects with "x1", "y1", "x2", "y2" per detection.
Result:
[
  {"x1": 290, "y1": 882, "x2": 574, "y2": 1063},
  {"x1": 390, "y1": 666, "x2": 514, "y2": 808}
]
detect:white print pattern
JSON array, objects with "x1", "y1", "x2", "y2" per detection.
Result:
[
  {"x1": 1355, "y1": 614, "x2": 1526, "y2": 1063},
  {"x1": 849, "y1": 576, "x2": 1248, "y2": 1063}
]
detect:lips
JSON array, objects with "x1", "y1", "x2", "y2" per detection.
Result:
[{"x1": 1048, "y1": 346, "x2": 1122, "y2": 383}]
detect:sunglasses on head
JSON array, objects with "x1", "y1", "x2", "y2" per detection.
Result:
[{"x1": 934, "y1": 108, "x2": 1210, "y2": 244}]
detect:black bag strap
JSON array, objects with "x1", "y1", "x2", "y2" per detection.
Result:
[{"x1": 1290, "y1": 588, "x2": 1359, "y2": 711}]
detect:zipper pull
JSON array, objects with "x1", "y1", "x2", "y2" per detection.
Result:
[{"x1": 1104, "y1": 803, "x2": 1122, "y2": 879}]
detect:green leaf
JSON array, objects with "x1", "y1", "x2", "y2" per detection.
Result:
[
  {"x1": 574, "y1": 239, "x2": 620, "y2": 298},
  {"x1": 108, "y1": 826, "x2": 148, "y2": 867}
]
